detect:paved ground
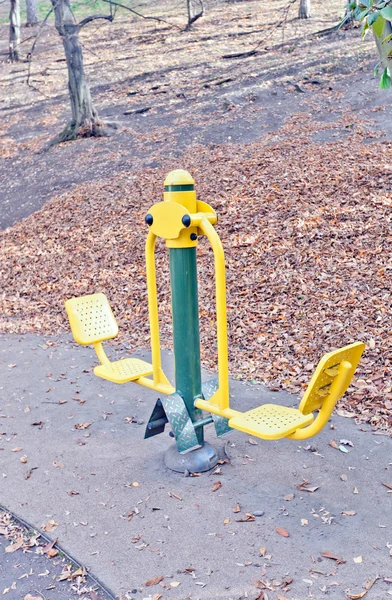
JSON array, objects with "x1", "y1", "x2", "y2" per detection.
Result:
[
  {"x1": 0, "y1": 525, "x2": 111, "y2": 600},
  {"x1": 0, "y1": 333, "x2": 391, "y2": 600}
]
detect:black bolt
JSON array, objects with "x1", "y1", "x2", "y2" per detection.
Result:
[
  {"x1": 190, "y1": 233, "x2": 198, "y2": 241},
  {"x1": 182, "y1": 215, "x2": 191, "y2": 227},
  {"x1": 145, "y1": 214, "x2": 153, "y2": 226}
]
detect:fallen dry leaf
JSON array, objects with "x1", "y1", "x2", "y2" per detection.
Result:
[
  {"x1": 364, "y1": 577, "x2": 379, "y2": 590},
  {"x1": 145, "y1": 575, "x2": 163, "y2": 586},
  {"x1": 5, "y1": 539, "x2": 23, "y2": 553},
  {"x1": 283, "y1": 493, "x2": 294, "y2": 501},
  {"x1": 168, "y1": 492, "x2": 182, "y2": 501},
  {"x1": 71, "y1": 567, "x2": 86, "y2": 580},
  {"x1": 232, "y1": 503, "x2": 241, "y2": 513},
  {"x1": 275, "y1": 526, "x2": 289, "y2": 537},
  {"x1": 42, "y1": 538, "x2": 58, "y2": 555},
  {"x1": 212, "y1": 481, "x2": 222, "y2": 492},
  {"x1": 42, "y1": 519, "x2": 58, "y2": 533},
  {"x1": 236, "y1": 512, "x2": 255, "y2": 523},
  {"x1": 297, "y1": 481, "x2": 319, "y2": 493},
  {"x1": 321, "y1": 550, "x2": 346, "y2": 564},
  {"x1": 346, "y1": 592, "x2": 367, "y2": 599},
  {"x1": 346, "y1": 580, "x2": 378, "y2": 600},
  {"x1": 74, "y1": 423, "x2": 91, "y2": 430}
]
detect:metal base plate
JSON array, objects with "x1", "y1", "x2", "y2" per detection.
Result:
[{"x1": 164, "y1": 441, "x2": 219, "y2": 473}]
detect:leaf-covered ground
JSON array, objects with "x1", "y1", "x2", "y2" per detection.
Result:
[
  {"x1": 0, "y1": 510, "x2": 110, "y2": 598},
  {"x1": 1, "y1": 111, "x2": 391, "y2": 432}
]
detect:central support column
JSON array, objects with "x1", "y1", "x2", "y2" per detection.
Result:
[
  {"x1": 162, "y1": 169, "x2": 218, "y2": 472},
  {"x1": 169, "y1": 246, "x2": 204, "y2": 446}
]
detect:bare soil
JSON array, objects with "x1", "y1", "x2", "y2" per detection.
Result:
[{"x1": 0, "y1": 0, "x2": 389, "y2": 229}]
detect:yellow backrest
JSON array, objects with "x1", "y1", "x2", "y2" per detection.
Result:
[
  {"x1": 299, "y1": 342, "x2": 365, "y2": 415},
  {"x1": 65, "y1": 293, "x2": 118, "y2": 346}
]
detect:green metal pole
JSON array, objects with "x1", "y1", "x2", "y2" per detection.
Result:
[{"x1": 169, "y1": 246, "x2": 204, "y2": 446}]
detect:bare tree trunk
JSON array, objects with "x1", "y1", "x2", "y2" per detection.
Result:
[
  {"x1": 26, "y1": 0, "x2": 39, "y2": 26},
  {"x1": 185, "y1": 0, "x2": 204, "y2": 30},
  {"x1": 50, "y1": 0, "x2": 106, "y2": 143},
  {"x1": 298, "y1": 0, "x2": 310, "y2": 19},
  {"x1": 186, "y1": 0, "x2": 192, "y2": 25},
  {"x1": 9, "y1": 0, "x2": 21, "y2": 61}
]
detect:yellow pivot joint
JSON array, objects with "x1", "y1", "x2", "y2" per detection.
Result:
[{"x1": 145, "y1": 169, "x2": 216, "y2": 249}]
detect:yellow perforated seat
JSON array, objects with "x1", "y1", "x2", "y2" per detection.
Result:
[
  {"x1": 94, "y1": 358, "x2": 153, "y2": 384},
  {"x1": 229, "y1": 404, "x2": 314, "y2": 440},
  {"x1": 65, "y1": 293, "x2": 153, "y2": 385},
  {"x1": 65, "y1": 293, "x2": 119, "y2": 345},
  {"x1": 196, "y1": 341, "x2": 365, "y2": 441}
]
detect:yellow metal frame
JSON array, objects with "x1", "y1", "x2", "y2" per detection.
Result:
[
  {"x1": 195, "y1": 216, "x2": 231, "y2": 414},
  {"x1": 66, "y1": 170, "x2": 365, "y2": 443},
  {"x1": 145, "y1": 230, "x2": 175, "y2": 395}
]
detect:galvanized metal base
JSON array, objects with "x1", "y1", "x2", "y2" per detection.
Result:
[{"x1": 164, "y1": 441, "x2": 219, "y2": 473}]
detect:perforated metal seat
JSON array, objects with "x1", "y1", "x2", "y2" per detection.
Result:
[
  {"x1": 94, "y1": 358, "x2": 153, "y2": 384},
  {"x1": 65, "y1": 293, "x2": 154, "y2": 385},
  {"x1": 229, "y1": 405, "x2": 314, "y2": 440},
  {"x1": 65, "y1": 293, "x2": 118, "y2": 345}
]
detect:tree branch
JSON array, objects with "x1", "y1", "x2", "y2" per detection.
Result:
[
  {"x1": 78, "y1": 13, "x2": 114, "y2": 28},
  {"x1": 100, "y1": 0, "x2": 182, "y2": 31},
  {"x1": 26, "y1": 8, "x2": 53, "y2": 88}
]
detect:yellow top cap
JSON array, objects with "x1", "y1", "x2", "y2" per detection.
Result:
[
  {"x1": 162, "y1": 169, "x2": 197, "y2": 247},
  {"x1": 164, "y1": 169, "x2": 194, "y2": 187}
]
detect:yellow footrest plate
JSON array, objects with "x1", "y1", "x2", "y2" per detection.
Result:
[
  {"x1": 94, "y1": 358, "x2": 153, "y2": 384},
  {"x1": 229, "y1": 404, "x2": 314, "y2": 440}
]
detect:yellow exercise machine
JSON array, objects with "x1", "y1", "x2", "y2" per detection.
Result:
[{"x1": 65, "y1": 170, "x2": 365, "y2": 467}]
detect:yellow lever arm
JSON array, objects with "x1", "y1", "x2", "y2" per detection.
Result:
[{"x1": 197, "y1": 216, "x2": 230, "y2": 412}]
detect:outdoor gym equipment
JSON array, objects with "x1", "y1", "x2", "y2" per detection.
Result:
[{"x1": 65, "y1": 170, "x2": 365, "y2": 472}]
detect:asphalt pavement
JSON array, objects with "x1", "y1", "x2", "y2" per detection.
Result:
[{"x1": 1, "y1": 333, "x2": 392, "y2": 600}]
